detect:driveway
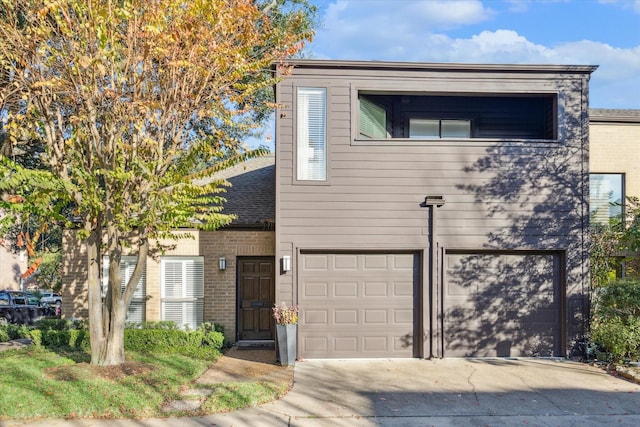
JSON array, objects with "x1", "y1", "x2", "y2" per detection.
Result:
[{"x1": 5, "y1": 358, "x2": 640, "y2": 426}]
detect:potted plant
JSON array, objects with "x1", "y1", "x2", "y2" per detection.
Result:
[{"x1": 273, "y1": 302, "x2": 300, "y2": 366}]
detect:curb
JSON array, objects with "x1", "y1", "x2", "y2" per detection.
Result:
[{"x1": 616, "y1": 365, "x2": 640, "y2": 384}]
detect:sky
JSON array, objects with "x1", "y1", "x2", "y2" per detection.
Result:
[
  {"x1": 252, "y1": 0, "x2": 640, "y2": 148},
  {"x1": 308, "y1": 0, "x2": 640, "y2": 108}
]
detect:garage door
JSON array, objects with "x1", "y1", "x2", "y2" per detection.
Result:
[
  {"x1": 444, "y1": 252, "x2": 562, "y2": 357},
  {"x1": 299, "y1": 252, "x2": 418, "y2": 359}
]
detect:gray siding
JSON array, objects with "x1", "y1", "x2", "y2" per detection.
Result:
[{"x1": 275, "y1": 60, "x2": 593, "y2": 358}]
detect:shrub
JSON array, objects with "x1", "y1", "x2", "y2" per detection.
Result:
[
  {"x1": 28, "y1": 329, "x2": 42, "y2": 346},
  {"x1": 591, "y1": 278, "x2": 640, "y2": 362},
  {"x1": 4, "y1": 324, "x2": 32, "y2": 340},
  {"x1": 125, "y1": 321, "x2": 179, "y2": 330},
  {"x1": 36, "y1": 318, "x2": 82, "y2": 331},
  {"x1": 38, "y1": 328, "x2": 90, "y2": 350},
  {"x1": 124, "y1": 328, "x2": 224, "y2": 360},
  {"x1": 0, "y1": 327, "x2": 9, "y2": 343}
]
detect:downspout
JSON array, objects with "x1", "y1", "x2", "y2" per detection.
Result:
[{"x1": 424, "y1": 195, "x2": 445, "y2": 358}]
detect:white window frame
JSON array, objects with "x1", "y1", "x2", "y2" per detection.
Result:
[
  {"x1": 296, "y1": 87, "x2": 327, "y2": 181},
  {"x1": 102, "y1": 256, "x2": 146, "y2": 323},
  {"x1": 160, "y1": 256, "x2": 204, "y2": 329}
]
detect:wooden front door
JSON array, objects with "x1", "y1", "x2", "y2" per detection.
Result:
[{"x1": 238, "y1": 257, "x2": 275, "y2": 340}]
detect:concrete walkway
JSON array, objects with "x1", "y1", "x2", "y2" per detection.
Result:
[{"x1": 4, "y1": 358, "x2": 640, "y2": 426}]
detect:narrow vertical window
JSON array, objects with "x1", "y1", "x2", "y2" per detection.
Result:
[{"x1": 297, "y1": 87, "x2": 326, "y2": 181}]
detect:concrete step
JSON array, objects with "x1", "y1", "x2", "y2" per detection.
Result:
[{"x1": 236, "y1": 340, "x2": 275, "y2": 350}]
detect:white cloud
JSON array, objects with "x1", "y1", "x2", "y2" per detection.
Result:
[
  {"x1": 314, "y1": 0, "x2": 494, "y2": 60},
  {"x1": 597, "y1": 0, "x2": 640, "y2": 13},
  {"x1": 311, "y1": 2, "x2": 640, "y2": 108}
]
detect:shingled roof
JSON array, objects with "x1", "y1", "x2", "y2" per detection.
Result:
[
  {"x1": 590, "y1": 108, "x2": 640, "y2": 123},
  {"x1": 216, "y1": 154, "x2": 275, "y2": 229}
]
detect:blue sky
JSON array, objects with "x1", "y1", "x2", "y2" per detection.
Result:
[
  {"x1": 309, "y1": 0, "x2": 640, "y2": 109},
  {"x1": 251, "y1": 0, "x2": 640, "y2": 148}
]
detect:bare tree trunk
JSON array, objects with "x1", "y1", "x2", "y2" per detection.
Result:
[
  {"x1": 87, "y1": 225, "x2": 107, "y2": 365},
  {"x1": 87, "y1": 224, "x2": 149, "y2": 366}
]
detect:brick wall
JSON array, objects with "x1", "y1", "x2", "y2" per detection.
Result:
[
  {"x1": 199, "y1": 230, "x2": 275, "y2": 342},
  {"x1": 590, "y1": 121, "x2": 640, "y2": 197},
  {"x1": 62, "y1": 229, "x2": 275, "y2": 343},
  {"x1": 61, "y1": 230, "x2": 89, "y2": 319}
]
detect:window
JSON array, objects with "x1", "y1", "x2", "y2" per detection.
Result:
[
  {"x1": 590, "y1": 174, "x2": 624, "y2": 227},
  {"x1": 102, "y1": 256, "x2": 147, "y2": 323},
  {"x1": 297, "y1": 87, "x2": 327, "y2": 180},
  {"x1": 359, "y1": 97, "x2": 387, "y2": 138},
  {"x1": 409, "y1": 119, "x2": 471, "y2": 139},
  {"x1": 161, "y1": 256, "x2": 204, "y2": 329},
  {"x1": 357, "y1": 93, "x2": 556, "y2": 140}
]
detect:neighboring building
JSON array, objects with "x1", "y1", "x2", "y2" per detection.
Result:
[
  {"x1": 62, "y1": 155, "x2": 276, "y2": 342},
  {"x1": 589, "y1": 109, "x2": 640, "y2": 227},
  {"x1": 0, "y1": 240, "x2": 27, "y2": 290},
  {"x1": 274, "y1": 60, "x2": 595, "y2": 359}
]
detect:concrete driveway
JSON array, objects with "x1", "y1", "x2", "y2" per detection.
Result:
[{"x1": 5, "y1": 358, "x2": 640, "y2": 427}]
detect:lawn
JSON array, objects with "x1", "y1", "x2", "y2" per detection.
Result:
[{"x1": 0, "y1": 346, "x2": 286, "y2": 421}]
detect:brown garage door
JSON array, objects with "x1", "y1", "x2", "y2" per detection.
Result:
[
  {"x1": 444, "y1": 251, "x2": 562, "y2": 357},
  {"x1": 299, "y1": 252, "x2": 418, "y2": 359}
]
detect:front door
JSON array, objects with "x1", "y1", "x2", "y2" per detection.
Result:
[{"x1": 237, "y1": 257, "x2": 275, "y2": 340}]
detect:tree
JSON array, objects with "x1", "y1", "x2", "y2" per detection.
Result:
[
  {"x1": 590, "y1": 196, "x2": 640, "y2": 289},
  {"x1": 0, "y1": 0, "x2": 314, "y2": 365}
]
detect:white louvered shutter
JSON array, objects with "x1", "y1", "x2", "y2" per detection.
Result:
[{"x1": 161, "y1": 257, "x2": 204, "y2": 329}]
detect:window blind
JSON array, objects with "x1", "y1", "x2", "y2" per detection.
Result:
[{"x1": 297, "y1": 87, "x2": 327, "y2": 180}]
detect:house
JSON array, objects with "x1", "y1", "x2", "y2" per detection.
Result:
[
  {"x1": 589, "y1": 109, "x2": 640, "y2": 226},
  {"x1": 0, "y1": 240, "x2": 27, "y2": 290},
  {"x1": 588, "y1": 108, "x2": 640, "y2": 277},
  {"x1": 63, "y1": 59, "x2": 598, "y2": 359},
  {"x1": 62, "y1": 154, "x2": 276, "y2": 342},
  {"x1": 273, "y1": 60, "x2": 595, "y2": 359}
]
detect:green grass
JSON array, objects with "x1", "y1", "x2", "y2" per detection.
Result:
[
  {"x1": 201, "y1": 382, "x2": 291, "y2": 413},
  {"x1": 0, "y1": 346, "x2": 289, "y2": 421}
]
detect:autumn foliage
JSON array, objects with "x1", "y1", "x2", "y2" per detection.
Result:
[{"x1": 0, "y1": 0, "x2": 314, "y2": 365}]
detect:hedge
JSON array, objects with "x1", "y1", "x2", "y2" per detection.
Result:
[
  {"x1": 124, "y1": 329, "x2": 224, "y2": 359},
  {"x1": 1, "y1": 320, "x2": 224, "y2": 360}
]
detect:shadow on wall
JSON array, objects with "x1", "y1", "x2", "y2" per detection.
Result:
[{"x1": 445, "y1": 80, "x2": 589, "y2": 357}]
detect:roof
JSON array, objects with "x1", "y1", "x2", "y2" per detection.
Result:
[
  {"x1": 275, "y1": 59, "x2": 598, "y2": 75},
  {"x1": 590, "y1": 108, "x2": 640, "y2": 124},
  {"x1": 215, "y1": 154, "x2": 275, "y2": 229}
]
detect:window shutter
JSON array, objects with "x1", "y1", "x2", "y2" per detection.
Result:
[
  {"x1": 161, "y1": 257, "x2": 204, "y2": 329},
  {"x1": 297, "y1": 87, "x2": 327, "y2": 181}
]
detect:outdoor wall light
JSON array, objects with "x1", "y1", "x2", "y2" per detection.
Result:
[
  {"x1": 219, "y1": 257, "x2": 226, "y2": 271},
  {"x1": 282, "y1": 255, "x2": 291, "y2": 272}
]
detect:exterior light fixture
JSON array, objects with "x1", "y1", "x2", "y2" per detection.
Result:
[
  {"x1": 219, "y1": 257, "x2": 226, "y2": 271},
  {"x1": 282, "y1": 255, "x2": 291, "y2": 272}
]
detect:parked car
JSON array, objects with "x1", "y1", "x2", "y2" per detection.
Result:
[
  {"x1": 0, "y1": 290, "x2": 48, "y2": 325},
  {"x1": 25, "y1": 292, "x2": 41, "y2": 306},
  {"x1": 39, "y1": 292, "x2": 62, "y2": 306}
]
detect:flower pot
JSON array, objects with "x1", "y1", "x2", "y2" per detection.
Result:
[{"x1": 276, "y1": 323, "x2": 297, "y2": 366}]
